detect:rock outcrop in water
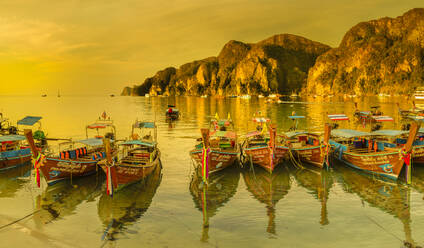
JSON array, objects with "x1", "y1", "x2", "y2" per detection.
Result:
[
  {"x1": 121, "y1": 34, "x2": 330, "y2": 96},
  {"x1": 307, "y1": 8, "x2": 424, "y2": 96}
]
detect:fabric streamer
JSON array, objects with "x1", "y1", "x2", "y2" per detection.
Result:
[
  {"x1": 32, "y1": 153, "x2": 45, "y2": 188},
  {"x1": 400, "y1": 148, "x2": 412, "y2": 184},
  {"x1": 201, "y1": 147, "x2": 210, "y2": 183},
  {"x1": 106, "y1": 162, "x2": 114, "y2": 197}
]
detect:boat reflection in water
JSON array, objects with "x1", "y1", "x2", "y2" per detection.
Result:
[
  {"x1": 0, "y1": 161, "x2": 31, "y2": 198},
  {"x1": 33, "y1": 172, "x2": 104, "y2": 226},
  {"x1": 411, "y1": 166, "x2": 424, "y2": 198},
  {"x1": 334, "y1": 163, "x2": 416, "y2": 247},
  {"x1": 189, "y1": 166, "x2": 240, "y2": 242},
  {"x1": 242, "y1": 165, "x2": 291, "y2": 235},
  {"x1": 290, "y1": 165, "x2": 333, "y2": 225},
  {"x1": 97, "y1": 164, "x2": 162, "y2": 243}
]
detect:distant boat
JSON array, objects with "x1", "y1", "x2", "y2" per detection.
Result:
[
  {"x1": 268, "y1": 94, "x2": 277, "y2": 98},
  {"x1": 240, "y1": 95, "x2": 251, "y2": 99},
  {"x1": 258, "y1": 95, "x2": 264, "y2": 98},
  {"x1": 57, "y1": 90, "x2": 61, "y2": 98},
  {"x1": 110, "y1": 94, "x2": 115, "y2": 97},
  {"x1": 41, "y1": 94, "x2": 47, "y2": 97},
  {"x1": 228, "y1": 95, "x2": 237, "y2": 98},
  {"x1": 145, "y1": 94, "x2": 150, "y2": 98},
  {"x1": 200, "y1": 95, "x2": 207, "y2": 98},
  {"x1": 290, "y1": 93, "x2": 298, "y2": 98}
]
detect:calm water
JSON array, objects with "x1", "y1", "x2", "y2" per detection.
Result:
[{"x1": 0, "y1": 95, "x2": 423, "y2": 248}]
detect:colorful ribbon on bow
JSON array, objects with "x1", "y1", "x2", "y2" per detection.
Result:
[
  {"x1": 106, "y1": 162, "x2": 114, "y2": 197},
  {"x1": 400, "y1": 148, "x2": 412, "y2": 184},
  {"x1": 32, "y1": 153, "x2": 45, "y2": 188},
  {"x1": 201, "y1": 147, "x2": 210, "y2": 183}
]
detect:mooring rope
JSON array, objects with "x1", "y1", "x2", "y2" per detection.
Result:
[{"x1": 0, "y1": 210, "x2": 41, "y2": 231}]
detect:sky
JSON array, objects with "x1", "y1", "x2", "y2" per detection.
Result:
[{"x1": 0, "y1": 0, "x2": 422, "y2": 95}]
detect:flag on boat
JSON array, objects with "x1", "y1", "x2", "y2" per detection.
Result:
[{"x1": 102, "y1": 111, "x2": 107, "y2": 120}]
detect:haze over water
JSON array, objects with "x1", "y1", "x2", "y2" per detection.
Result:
[{"x1": 0, "y1": 95, "x2": 423, "y2": 247}]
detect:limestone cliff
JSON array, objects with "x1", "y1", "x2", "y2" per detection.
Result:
[
  {"x1": 122, "y1": 34, "x2": 330, "y2": 96},
  {"x1": 307, "y1": 8, "x2": 424, "y2": 96}
]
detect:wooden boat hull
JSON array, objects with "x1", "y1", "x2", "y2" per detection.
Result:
[
  {"x1": 333, "y1": 151, "x2": 404, "y2": 180},
  {"x1": 99, "y1": 151, "x2": 161, "y2": 191},
  {"x1": 292, "y1": 145, "x2": 326, "y2": 168},
  {"x1": 190, "y1": 149, "x2": 238, "y2": 173},
  {"x1": 412, "y1": 145, "x2": 424, "y2": 164},
  {"x1": 39, "y1": 158, "x2": 99, "y2": 185},
  {"x1": 242, "y1": 145, "x2": 288, "y2": 172},
  {"x1": 0, "y1": 153, "x2": 31, "y2": 171}
]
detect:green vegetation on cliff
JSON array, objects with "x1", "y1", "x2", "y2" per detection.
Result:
[
  {"x1": 307, "y1": 8, "x2": 424, "y2": 96},
  {"x1": 122, "y1": 34, "x2": 330, "y2": 96}
]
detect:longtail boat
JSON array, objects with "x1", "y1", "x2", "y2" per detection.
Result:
[
  {"x1": 284, "y1": 115, "x2": 331, "y2": 169},
  {"x1": 242, "y1": 166, "x2": 291, "y2": 234},
  {"x1": 241, "y1": 117, "x2": 288, "y2": 172},
  {"x1": 190, "y1": 117, "x2": 239, "y2": 178},
  {"x1": 166, "y1": 105, "x2": 180, "y2": 121},
  {"x1": 99, "y1": 121, "x2": 161, "y2": 194},
  {"x1": 329, "y1": 122, "x2": 421, "y2": 181},
  {"x1": 0, "y1": 135, "x2": 33, "y2": 171},
  {"x1": 189, "y1": 166, "x2": 239, "y2": 241},
  {"x1": 25, "y1": 130, "x2": 111, "y2": 186},
  {"x1": 23, "y1": 114, "x2": 117, "y2": 186},
  {"x1": 97, "y1": 164, "x2": 162, "y2": 242},
  {"x1": 290, "y1": 166, "x2": 333, "y2": 225},
  {"x1": 334, "y1": 163, "x2": 416, "y2": 247}
]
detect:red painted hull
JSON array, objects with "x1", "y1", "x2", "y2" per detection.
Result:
[
  {"x1": 99, "y1": 151, "x2": 161, "y2": 191},
  {"x1": 292, "y1": 145, "x2": 326, "y2": 168},
  {"x1": 243, "y1": 146, "x2": 288, "y2": 172},
  {"x1": 190, "y1": 149, "x2": 238, "y2": 173},
  {"x1": 39, "y1": 158, "x2": 99, "y2": 185}
]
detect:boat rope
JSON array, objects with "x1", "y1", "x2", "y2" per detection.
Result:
[
  {"x1": 0, "y1": 210, "x2": 41, "y2": 231},
  {"x1": 364, "y1": 214, "x2": 402, "y2": 242},
  {"x1": 288, "y1": 149, "x2": 304, "y2": 169},
  {"x1": 248, "y1": 154, "x2": 257, "y2": 181}
]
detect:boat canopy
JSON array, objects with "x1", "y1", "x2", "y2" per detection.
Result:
[
  {"x1": 212, "y1": 131, "x2": 236, "y2": 139},
  {"x1": 133, "y1": 121, "x2": 155, "y2": 129},
  {"x1": 359, "y1": 111, "x2": 370, "y2": 117},
  {"x1": 246, "y1": 131, "x2": 261, "y2": 137},
  {"x1": 408, "y1": 116, "x2": 424, "y2": 122},
  {"x1": 288, "y1": 115, "x2": 305, "y2": 119},
  {"x1": 120, "y1": 140, "x2": 156, "y2": 147},
  {"x1": 17, "y1": 116, "x2": 42, "y2": 126},
  {"x1": 371, "y1": 116, "x2": 393, "y2": 122},
  {"x1": 371, "y1": 130, "x2": 409, "y2": 136},
  {"x1": 331, "y1": 129, "x2": 371, "y2": 138},
  {"x1": 77, "y1": 138, "x2": 112, "y2": 147},
  {"x1": 87, "y1": 123, "x2": 114, "y2": 129},
  {"x1": 0, "y1": 135, "x2": 26, "y2": 142},
  {"x1": 284, "y1": 131, "x2": 309, "y2": 138},
  {"x1": 328, "y1": 114, "x2": 349, "y2": 121},
  {"x1": 253, "y1": 117, "x2": 270, "y2": 123}
]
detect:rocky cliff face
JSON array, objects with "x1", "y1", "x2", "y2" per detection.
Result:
[
  {"x1": 122, "y1": 34, "x2": 330, "y2": 96},
  {"x1": 307, "y1": 8, "x2": 424, "y2": 96}
]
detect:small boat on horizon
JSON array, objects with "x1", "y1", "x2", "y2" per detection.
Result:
[{"x1": 166, "y1": 105, "x2": 180, "y2": 121}]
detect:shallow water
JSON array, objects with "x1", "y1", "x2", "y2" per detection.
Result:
[{"x1": 0, "y1": 95, "x2": 423, "y2": 248}]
